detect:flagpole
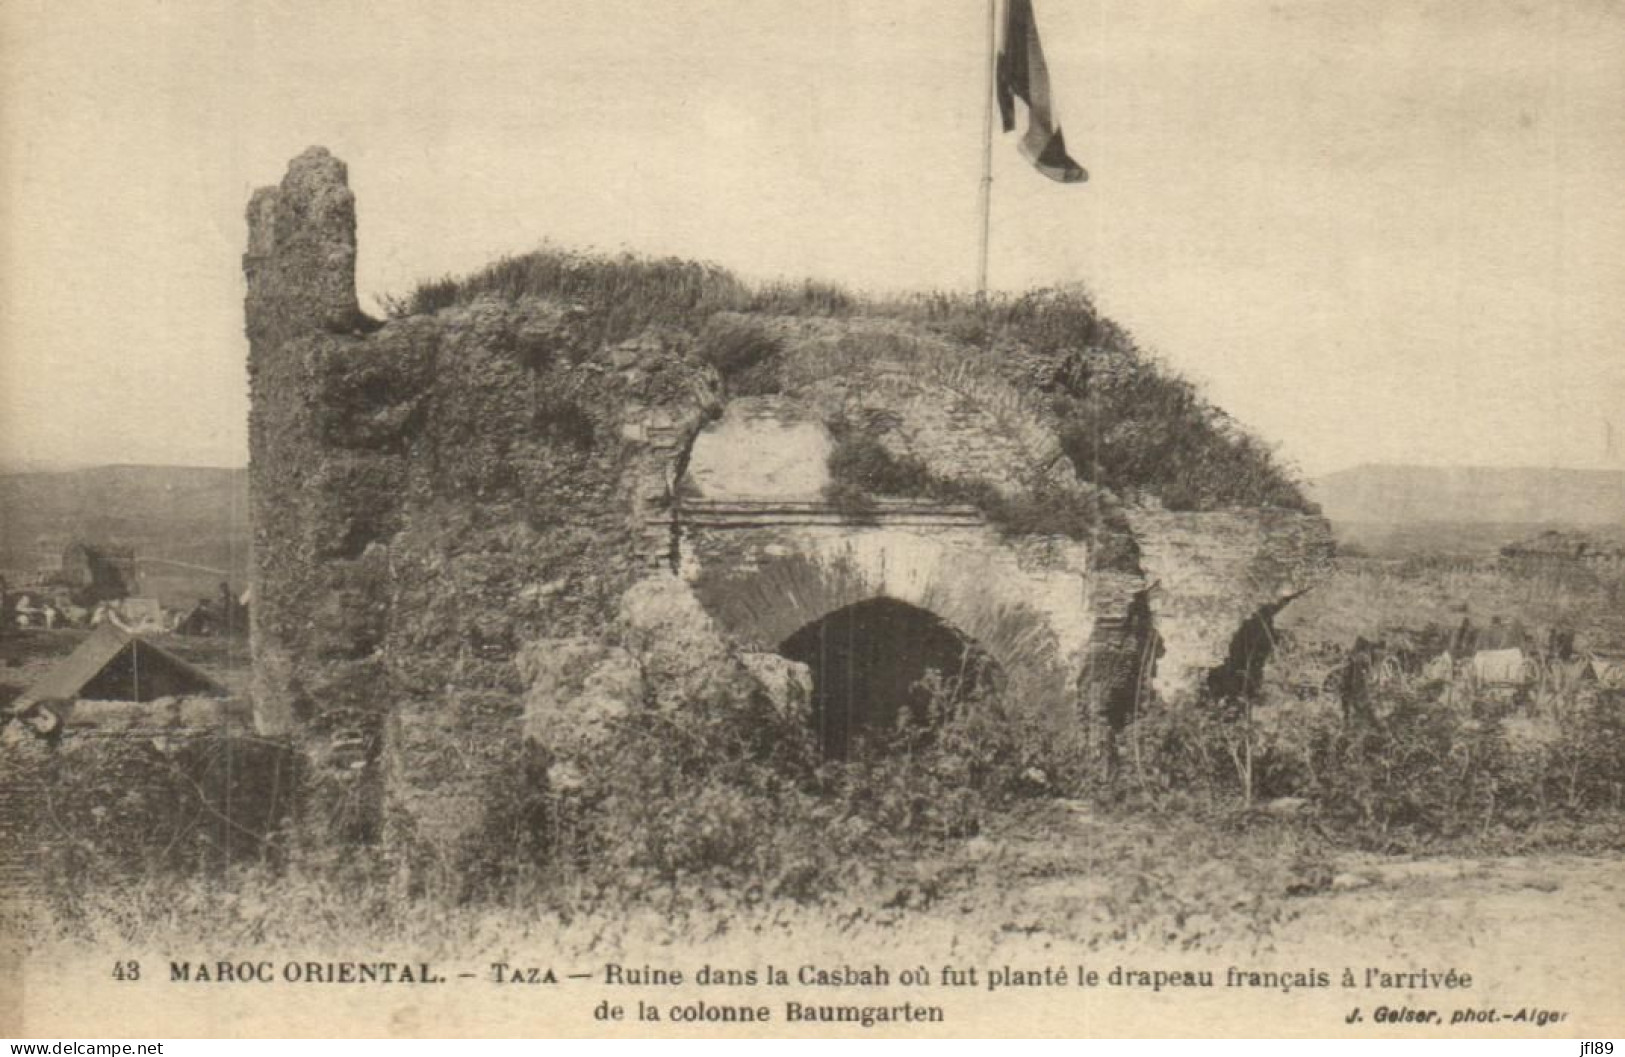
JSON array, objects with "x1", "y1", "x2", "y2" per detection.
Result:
[{"x1": 977, "y1": 0, "x2": 997, "y2": 299}]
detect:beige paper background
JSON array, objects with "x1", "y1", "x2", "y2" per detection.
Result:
[{"x1": 3, "y1": 0, "x2": 1622, "y2": 1039}]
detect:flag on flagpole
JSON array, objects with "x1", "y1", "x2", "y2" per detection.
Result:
[{"x1": 996, "y1": 0, "x2": 1087, "y2": 183}]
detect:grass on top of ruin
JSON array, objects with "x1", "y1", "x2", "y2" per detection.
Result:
[{"x1": 377, "y1": 245, "x2": 1316, "y2": 515}]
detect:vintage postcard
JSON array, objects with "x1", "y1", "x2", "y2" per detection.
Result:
[{"x1": 2, "y1": 0, "x2": 1622, "y2": 1040}]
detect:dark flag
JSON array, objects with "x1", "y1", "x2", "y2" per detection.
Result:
[{"x1": 996, "y1": 0, "x2": 1087, "y2": 183}]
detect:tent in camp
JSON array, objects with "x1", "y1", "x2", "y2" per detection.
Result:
[{"x1": 14, "y1": 624, "x2": 226, "y2": 709}]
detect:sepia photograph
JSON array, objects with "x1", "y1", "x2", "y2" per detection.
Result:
[{"x1": 1, "y1": 0, "x2": 1622, "y2": 1040}]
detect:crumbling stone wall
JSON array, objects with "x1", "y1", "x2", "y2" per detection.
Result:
[
  {"x1": 246, "y1": 149, "x2": 1334, "y2": 866},
  {"x1": 1128, "y1": 508, "x2": 1335, "y2": 700},
  {"x1": 246, "y1": 149, "x2": 719, "y2": 861}
]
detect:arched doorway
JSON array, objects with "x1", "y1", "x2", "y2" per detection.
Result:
[{"x1": 779, "y1": 597, "x2": 1000, "y2": 760}]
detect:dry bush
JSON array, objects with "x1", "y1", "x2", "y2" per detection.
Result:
[{"x1": 1120, "y1": 685, "x2": 1625, "y2": 854}]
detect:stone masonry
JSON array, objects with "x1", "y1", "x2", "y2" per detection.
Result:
[{"x1": 244, "y1": 148, "x2": 1334, "y2": 868}]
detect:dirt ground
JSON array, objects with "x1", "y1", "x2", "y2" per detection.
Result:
[{"x1": 5, "y1": 802, "x2": 1621, "y2": 1038}]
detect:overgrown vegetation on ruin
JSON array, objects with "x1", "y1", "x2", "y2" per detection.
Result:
[
  {"x1": 1119, "y1": 690, "x2": 1625, "y2": 852},
  {"x1": 381, "y1": 247, "x2": 1315, "y2": 517},
  {"x1": 522, "y1": 666, "x2": 1625, "y2": 903},
  {"x1": 19, "y1": 551, "x2": 1625, "y2": 941},
  {"x1": 26, "y1": 655, "x2": 1625, "y2": 927}
]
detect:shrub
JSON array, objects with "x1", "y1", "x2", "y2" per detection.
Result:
[
  {"x1": 554, "y1": 672, "x2": 842, "y2": 898},
  {"x1": 823, "y1": 415, "x2": 937, "y2": 498},
  {"x1": 1543, "y1": 690, "x2": 1625, "y2": 813},
  {"x1": 545, "y1": 659, "x2": 1091, "y2": 901},
  {"x1": 748, "y1": 279, "x2": 859, "y2": 316},
  {"x1": 33, "y1": 732, "x2": 295, "y2": 912},
  {"x1": 820, "y1": 480, "x2": 880, "y2": 522},
  {"x1": 820, "y1": 412, "x2": 1121, "y2": 545},
  {"x1": 967, "y1": 479, "x2": 1129, "y2": 551}
]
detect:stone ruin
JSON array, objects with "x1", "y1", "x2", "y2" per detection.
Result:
[{"x1": 244, "y1": 147, "x2": 1334, "y2": 866}]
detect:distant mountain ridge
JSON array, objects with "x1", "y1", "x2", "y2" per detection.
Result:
[
  {"x1": 1311, "y1": 464, "x2": 1625, "y2": 526},
  {"x1": 0, "y1": 465, "x2": 250, "y2": 583}
]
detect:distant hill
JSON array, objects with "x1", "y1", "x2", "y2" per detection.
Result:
[
  {"x1": 1311, "y1": 465, "x2": 1625, "y2": 526},
  {"x1": 0, "y1": 465, "x2": 250, "y2": 604}
]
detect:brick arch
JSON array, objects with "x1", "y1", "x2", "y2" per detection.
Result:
[{"x1": 685, "y1": 529, "x2": 1086, "y2": 715}]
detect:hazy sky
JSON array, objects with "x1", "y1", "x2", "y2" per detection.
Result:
[{"x1": 2, "y1": 0, "x2": 1621, "y2": 476}]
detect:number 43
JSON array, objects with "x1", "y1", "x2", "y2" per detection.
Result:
[{"x1": 112, "y1": 960, "x2": 140, "y2": 981}]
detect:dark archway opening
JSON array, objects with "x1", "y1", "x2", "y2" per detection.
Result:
[
  {"x1": 1205, "y1": 602, "x2": 1285, "y2": 703},
  {"x1": 1086, "y1": 589, "x2": 1162, "y2": 729},
  {"x1": 778, "y1": 597, "x2": 1000, "y2": 760}
]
